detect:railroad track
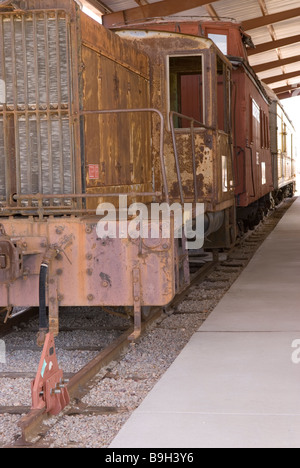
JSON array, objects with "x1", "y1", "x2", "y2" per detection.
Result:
[{"x1": 0, "y1": 197, "x2": 295, "y2": 448}]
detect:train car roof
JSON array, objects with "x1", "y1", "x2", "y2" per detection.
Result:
[
  {"x1": 116, "y1": 29, "x2": 232, "y2": 68},
  {"x1": 263, "y1": 83, "x2": 296, "y2": 131},
  {"x1": 96, "y1": 1, "x2": 300, "y2": 101}
]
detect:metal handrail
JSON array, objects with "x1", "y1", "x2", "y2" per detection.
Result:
[
  {"x1": 1, "y1": 108, "x2": 170, "y2": 217},
  {"x1": 13, "y1": 192, "x2": 162, "y2": 201}
]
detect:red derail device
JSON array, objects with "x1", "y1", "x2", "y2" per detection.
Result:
[{"x1": 31, "y1": 332, "x2": 70, "y2": 415}]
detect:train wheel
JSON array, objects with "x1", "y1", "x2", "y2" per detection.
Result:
[
  {"x1": 237, "y1": 220, "x2": 245, "y2": 236},
  {"x1": 242, "y1": 220, "x2": 249, "y2": 233},
  {"x1": 288, "y1": 184, "x2": 294, "y2": 198}
]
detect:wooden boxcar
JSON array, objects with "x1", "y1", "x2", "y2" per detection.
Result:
[
  {"x1": 116, "y1": 29, "x2": 237, "y2": 249},
  {"x1": 201, "y1": 21, "x2": 275, "y2": 229},
  {"x1": 267, "y1": 90, "x2": 296, "y2": 201}
]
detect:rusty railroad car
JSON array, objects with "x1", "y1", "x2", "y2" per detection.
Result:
[
  {"x1": 116, "y1": 29, "x2": 237, "y2": 248},
  {"x1": 114, "y1": 19, "x2": 296, "y2": 230},
  {"x1": 0, "y1": 3, "x2": 296, "y2": 342},
  {"x1": 0, "y1": 0, "x2": 235, "y2": 342},
  {"x1": 268, "y1": 92, "x2": 296, "y2": 203},
  {"x1": 201, "y1": 20, "x2": 295, "y2": 228},
  {"x1": 0, "y1": 0, "x2": 175, "y2": 342}
]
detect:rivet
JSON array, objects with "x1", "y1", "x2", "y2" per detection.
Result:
[{"x1": 87, "y1": 294, "x2": 94, "y2": 301}]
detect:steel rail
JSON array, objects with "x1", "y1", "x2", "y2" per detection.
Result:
[
  {"x1": 17, "y1": 308, "x2": 161, "y2": 443},
  {"x1": 13, "y1": 197, "x2": 297, "y2": 445},
  {"x1": 16, "y1": 258, "x2": 219, "y2": 444}
]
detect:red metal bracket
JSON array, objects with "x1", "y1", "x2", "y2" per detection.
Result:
[{"x1": 31, "y1": 332, "x2": 70, "y2": 416}]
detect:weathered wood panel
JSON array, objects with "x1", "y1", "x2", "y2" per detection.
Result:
[{"x1": 80, "y1": 14, "x2": 152, "y2": 208}]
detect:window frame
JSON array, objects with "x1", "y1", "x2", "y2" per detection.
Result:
[
  {"x1": 251, "y1": 97, "x2": 260, "y2": 147},
  {"x1": 207, "y1": 32, "x2": 228, "y2": 56},
  {"x1": 216, "y1": 54, "x2": 230, "y2": 134},
  {"x1": 167, "y1": 53, "x2": 206, "y2": 131}
]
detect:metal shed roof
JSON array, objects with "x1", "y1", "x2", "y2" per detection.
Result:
[{"x1": 85, "y1": 0, "x2": 300, "y2": 100}]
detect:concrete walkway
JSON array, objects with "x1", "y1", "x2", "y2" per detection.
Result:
[{"x1": 111, "y1": 198, "x2": 300, "y2": 448}]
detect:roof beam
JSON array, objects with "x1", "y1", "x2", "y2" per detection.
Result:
[
  {"x1": 247, "y1": 35, "x2": 300, "y2": 56},
  {"x1": 134, "y1": 0, "x2": 150, "y2": 5},
  {"x1": 277, "y1": 90, "x2": 300, "y2": 100},
  {"x1": 273, "y1": 84, "x2": 300, "y2": 95},
  {"x1": 263, "y1": 71, "x2": 300, "y2": 85},
  {"x1": 205, "y1": 4, "x2": 220, "y2": 21},
  {"x1": 254, "y1": 0, "x2": 285, "y2": 76},
  {"x1": 252, "y1": 55, "x2": 300, "y2": 73},
  {"x1": 243, "y1": 8, "x2": 300, "y2": 31},
  {"x1": 102, "y1": 0, "x2": 211, "y2": 28}
]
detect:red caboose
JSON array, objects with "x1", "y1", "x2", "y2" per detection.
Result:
[{"x1": 201, "y1": 21, "x2": 274, "y2": 229}]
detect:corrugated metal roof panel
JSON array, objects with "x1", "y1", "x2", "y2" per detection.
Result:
[
  {"x1": 101, "y1": 0, "x2": 261, "y2": 20},
  {"x1": 258, "y1": 62, "x2": 300, "y2": 81},
  {"x1": 213, "y1": 0, "x2": 261, "y2": 21},
  {"x1": 273, "y1": 17, "x2": 300, "y2": 39},
  {"x1": 280, "y1": 43, "x2": 300, "y2": 59},
  {"x1": 286, "y1": 62, "x2": 300, "y2": 72},
  {"x1": 96, "y1": 0, "x2": 300, "y2": 97},
  {"x1": 247, "y1": 26, "x2": 272, "y2": 45},
  {"x1": 249, "y1": 46, "x2": 300, "y2": 67},
  {"x1": 264, "y1": 0, "x2": 300, "y2": 15},
  {"x1": 248, "y1": 50, "x2": 279, "y2": 67},
  {"x1": 269, "y1": 78, "x2": 300, "y2": 89},
  {"x1": 104, "y1": 0, "x2": 139, "y2": 11},
  {"x1": 258, "y1": 67, "x2": 285, "y2": 80}
]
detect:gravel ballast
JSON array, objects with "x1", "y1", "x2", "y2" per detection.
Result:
[{"x1": 0, "y1": 201, "x2": 293, "y2": 448}]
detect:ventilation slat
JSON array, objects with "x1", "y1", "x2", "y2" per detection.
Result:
[
  {"x1": 0, "y1": 119, "x2": 5, "y2": 198},
  {"x1": 0, "y1": 11, "x2": 74, "y2": 208}
]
